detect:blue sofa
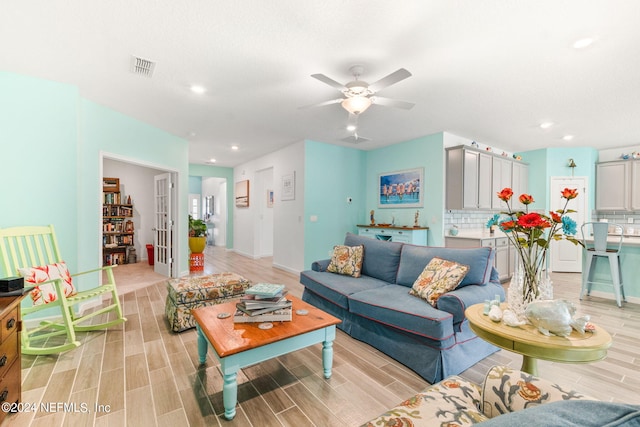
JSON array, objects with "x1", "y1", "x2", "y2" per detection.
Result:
[{"x1": 300, "y1": 233, "x2": 505, "y2": 383}]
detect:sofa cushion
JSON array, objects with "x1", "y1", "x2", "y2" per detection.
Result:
[
  {"x1": 396, "y1": 245, "x2": 494, "y2": 288},
  {"x1": 326, "y1": 244, "x2": 364, "y2": 278},
  {"x1": 409, "y1": 257, "x2": 469, "y2": 307},
  {"x1": 361, "y1": 375, "x2": 487, "y2": 427},
  {"x1": 478, "y1": 401, "x2": 640, "y2": 427},
  {"x1": 299, "y1": 270, "x2": 389, "y2": 310},
  {"x1": 481, "y1": 365, "x2": 595, "y2": 418},
  {"x1": 344, "y1": 233, "x2": 403, "y2": 283},
  {"x1": 348, "y1": 284, "x2": 454, "y2": 340}
]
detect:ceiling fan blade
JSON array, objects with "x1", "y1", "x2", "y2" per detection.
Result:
[
  {"x1": 371, "y1": 96, "x2": 415, "y2": 110},
  {"x1": 298, "y1": 98, "x2": 344, "y2": 109},
  {"x1": 311, "y1": 73, "x2": 346, "y2": 91},
  {"x1": 368, "y1": 68, "x2": 412, "y2": 92}
]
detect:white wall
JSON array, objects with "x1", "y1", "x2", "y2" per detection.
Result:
[
  {"x1": 233, "y1": 142, "x2": 305, "y2": 272},
  {"x1": 256, "y1": 167, "x2": 274, "y2": 257},
  {"x1": 103, "y1": 158, "x2": 165, "y2": 262}
]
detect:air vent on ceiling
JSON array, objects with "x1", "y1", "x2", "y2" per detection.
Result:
[
  {"x1": 341, "y1": 134, "x2": 371, "y2": 144},
  {"x1": 130, "y1": 55, "x2": 156, "y2": 77}
]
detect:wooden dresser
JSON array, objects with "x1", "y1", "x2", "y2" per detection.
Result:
[{"x1": 0, "y1": 295, "x2": 23, "y2": 423}]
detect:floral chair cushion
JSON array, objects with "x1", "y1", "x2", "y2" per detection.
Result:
[
  {"x1": 409, "y1": 257, "x2": 469, "y2": 307},
  {"x1": 326, "y1": 245, "x2": 364, "y2": 278},
  {"x1": 18, "y1": 261, "x2": 77, "y2": 306},
  {"x1": 481, "y1": 365, "x2": 595, "y2": 418},
  {"x1": 361, "y1": 375, "x2": 488, "y2": 427}
]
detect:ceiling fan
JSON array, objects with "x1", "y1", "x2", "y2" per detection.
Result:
[{"x1": 301, "y1": 65, "x2": 415, "y2": 115}]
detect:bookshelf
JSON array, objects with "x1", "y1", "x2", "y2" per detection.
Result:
[{"x1": 102, "y1": 177, "x2": 134, "y2": 265}]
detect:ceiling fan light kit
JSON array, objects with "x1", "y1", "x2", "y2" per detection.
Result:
[{"x1": 342, "y1": 96, "x2": 372, "y2": 115}]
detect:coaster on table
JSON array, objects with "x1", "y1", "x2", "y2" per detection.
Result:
[
  {"x1": 217, "y1": 312, "x2": 231, "y2": 319},
  {"x1": 258, "y1": 322, "x2": 273, "y2": 330},
  {"x1": 296, "y1": 309, "x2": 309, "y2": 316}
]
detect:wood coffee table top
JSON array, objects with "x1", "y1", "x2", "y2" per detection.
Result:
[{"x1": 192, "y1": 295, "x2": 341, "y2": 358}]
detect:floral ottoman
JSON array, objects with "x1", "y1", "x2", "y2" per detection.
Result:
[{"x1": 165, "y1": 272, "x2": 252, "y2": 332}]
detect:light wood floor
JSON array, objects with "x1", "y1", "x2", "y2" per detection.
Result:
[{"x1": 6, "y1": 246, "x2": 640, "y2": 426}]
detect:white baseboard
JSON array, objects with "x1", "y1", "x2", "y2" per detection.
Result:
[{"x1": 272, "y1": 263, "x2": 300, "y2": 275}]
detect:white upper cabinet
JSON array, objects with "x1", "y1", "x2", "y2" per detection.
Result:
[
  {"x1": 492, "y1": 157, "x2": 513, "y2": 209},
  {"x1": 511, "y1": 161, "x2": 529, "y2": 209},
  {"x1": 596, "y1": 161, "x2": 629, "y2": 211}
]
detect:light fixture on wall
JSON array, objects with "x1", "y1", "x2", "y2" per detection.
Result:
[
  {"x1": 341, "y1": 96, "x2": 372, "y2": 115},
  {"x1": 568, "y1": 158, "x2": 577, "y2": 176}
]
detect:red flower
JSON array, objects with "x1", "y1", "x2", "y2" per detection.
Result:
[
  {"x1": 519, "y1": 194, "x2": 534, "y2": 205},
  {"x1": 550, "y1": 212, "x2": 562, "y2": 223},
  {"x1": 561, "y1": 188, "x2": 578, "y2": 200},
  {"x1": 501, "y1": 220, "x2": 516, "y2": 230},
  {"x1": 517, "y1": 213, "x2": 551, "y2": 229},
  {"x1": 497, "y1": 188, "x2": 514, "y2": 201}
]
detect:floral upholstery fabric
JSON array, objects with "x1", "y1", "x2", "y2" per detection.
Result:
[
  {"x1": 326, "y1": 245, "x2": 364, "y2": 278},
  {"x1": 165, "y1": 272, "x2": 251, "y2": 332},
  {"x1": 481, "y1": 365, "x2": 595, "y2": 418},
  {"x1": 409, "y1": 257, "x2": 469, "y2": 307},
  {"x1": 362, "y1": 375, "x2": 488, "y2": 427},
  {"x1": 18, "y1": 261, "x2": 77, "y2": 306},
  {"x1": 363, "y1": 365, "x2": 596, "y2": 427}
]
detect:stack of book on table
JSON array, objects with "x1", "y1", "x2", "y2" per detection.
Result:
[{"x1": 234, "y1": 283, "x2": 292, "y2": 323}]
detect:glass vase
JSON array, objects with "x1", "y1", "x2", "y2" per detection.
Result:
[{"x1": 507, "y1": 251, "x2": 553, "y2": 320}]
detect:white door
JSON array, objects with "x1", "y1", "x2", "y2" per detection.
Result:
[
  {"x1": 154, "y1": 173, "x2": 173, "y2": 276},
  {"x1": 550, "y1": 176, "x2": 587, "y2": 272}
]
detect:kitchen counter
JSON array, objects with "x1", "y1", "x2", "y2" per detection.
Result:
[{"x1": 446, "y1": 229, "x2": 500, "y2": 239}]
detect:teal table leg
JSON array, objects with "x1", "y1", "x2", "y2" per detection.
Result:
[
  {"x1": 222, "y1": 371, "x2": 238, "y2": 420},
  {"x1": 322, "y1": 339, "x2": 333, "y2": 379},
  {"x1": 196, "y1": 325, "x2": 208, "y2": 364}
]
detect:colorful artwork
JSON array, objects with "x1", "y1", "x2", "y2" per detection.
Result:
[{"x1": 378, "y1": 168, "x2": 423, "y2": 208}]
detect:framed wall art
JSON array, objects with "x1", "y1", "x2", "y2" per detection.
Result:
[
  {"x1": 281, "y1": 172, "x2": 295, "y2": 201},
  {"x1": 235, "y1": 180, "x2": 249, "y2": 207},
  {"x1": 378, "y1": 168, "x2": 424, "y2": 208}
]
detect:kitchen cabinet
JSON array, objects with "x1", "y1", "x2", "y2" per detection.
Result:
[
  {"x1": 446, "y1": 145, "x2": 528, "y2": 210},
  {"x1": 491, "y1": 157, "x2": 513, "y2": 209},
  {"x1": 446, "y1": 146, "x2": 493, "y2": 210},
  {"x1": 596, "y1": 161, "x2": 630, "y2": 211},
  {"x1": 445, "y1": 235, "x2": 512, "y2": 282},
  {"x1": 357, "y1": 226, "x2": 428, "y2": 245}
]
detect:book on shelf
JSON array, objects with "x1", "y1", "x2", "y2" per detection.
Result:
[
  {"x1": 236, "y1": 300, "x2": 292, "y2": 316},
  {"x1": 233, "y1": 307, "x2": 292, "y2": 323},
  {"x1": 245, "y1": 283, "x2": 286, "y2": 298}
]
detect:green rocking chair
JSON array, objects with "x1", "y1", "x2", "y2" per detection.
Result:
[{"x1": 0, "y1": 225, "x2": 127, "y2": 355}]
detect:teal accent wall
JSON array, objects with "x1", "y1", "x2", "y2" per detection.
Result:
[
  {"x1": 0, "y1": 72, "x2": 79, "y2": 273},
  {"x1": 80, "y1": 100, "x2": 189, "y2": 274},
  {"x1": 522, "y1": 147, "x2": 598, "y2": 213},
  {"x1": 366, "y1": 133, "x2": 445, "y2": 246},
  {"x1": 0, "y1": 71, "x2": 190, "y2": 318},
  {"x1": 189, "y1": 164, "x2": 234, "y2": 248},
  {"x1": 304, "y1": 140, "x2": 366, "y2": 266},
  {"x1": 189, "y1": 175, "x2": 202, "y2": 194}
]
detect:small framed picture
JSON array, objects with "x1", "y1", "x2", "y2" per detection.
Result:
[{"x1": 281, "y1": 172, "x2": 295, "y2": 201}]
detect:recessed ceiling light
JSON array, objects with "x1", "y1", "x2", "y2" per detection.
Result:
[
  {"x1": 540, "y1": 122, "x2": 554, "y2": 129},
  {"x1": 563, "y1": 135, "x2": 574, "y2": 141},
  {"x1": 573, "y1": 38, "x2": 594, "y2": 49},
  {"x1": 346, "y1": 125, "x2": 357, "y2": 132},
  {"x1": 231, "y1": 145, "x2": 239, "y2": 151},
  {"x1": 190, "y1": 85, "x2": 206, "y2": 94},
  {"x1": 208, "y1": 158, "x2": 216, "y2": 163}
]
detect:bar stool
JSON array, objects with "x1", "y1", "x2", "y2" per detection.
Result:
[{"x1": 580, "y1": 222, "x2": 625, "y2": 307}]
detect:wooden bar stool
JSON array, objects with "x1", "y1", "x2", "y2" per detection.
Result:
[{"x1": 580, "y1": 222, "x2": 625, "y2": 307}]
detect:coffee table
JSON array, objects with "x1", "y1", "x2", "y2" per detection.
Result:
[
  {"x1": 465, "y1": 303, "x2": 612, "y2": 376},
  {"x1": 192, "y1": 294, "x2": 341, "y2": 420}
]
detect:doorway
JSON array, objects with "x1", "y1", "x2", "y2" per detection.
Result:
[
  {"x1": 550, "y1": 176, "x2": 587, "y2": 272},
  {"x1": 102, "y1": 155, "x2": 178, "y2": 278}
]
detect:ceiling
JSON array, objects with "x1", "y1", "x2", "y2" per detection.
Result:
[{"x1": 2, "y1": 1, "x2": 640, "y2": 167}]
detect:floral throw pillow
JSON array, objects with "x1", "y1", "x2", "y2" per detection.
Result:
[
  {"x1": 409, "y1": 257, "x2": 469, "y2": 306},
  {"x1": 18, "y1": 261, "x2": 77, "y2": 306},
  {"x1": 326, "y1": 245, "x2": 364, "y2": 278}
]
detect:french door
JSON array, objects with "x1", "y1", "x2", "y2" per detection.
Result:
[{"x1": 154, "y1": 173, "x2": 174, "y2": 276}]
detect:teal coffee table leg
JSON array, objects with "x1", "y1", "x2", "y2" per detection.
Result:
[
  {"x1": 322, "y1": 340, "x2": 333, "y2": 379},
  {"x1": 222, "y1": 370, "x2": 238, "y2": 420},
  {"x1": 196, "y1": 325, "x2": 208, "y2": 364}
]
